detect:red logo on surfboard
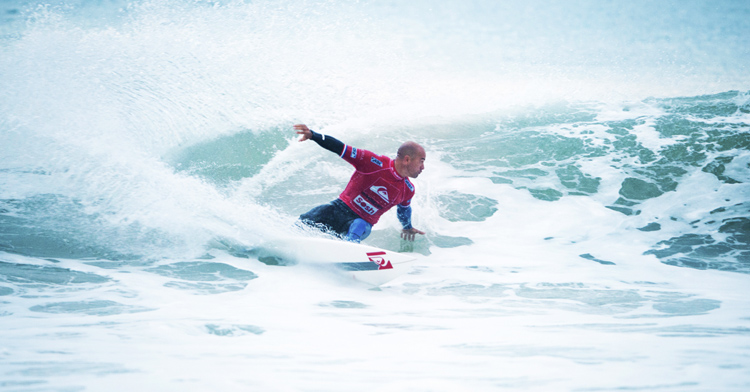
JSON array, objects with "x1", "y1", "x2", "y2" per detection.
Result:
[{"x1": 367, "y1": 251, "x2": 393, "y2": 270}]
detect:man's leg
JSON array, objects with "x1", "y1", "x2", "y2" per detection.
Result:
[
  {"x1": 344, "y1": 218, "x2": 372, "y2": 243},
  {"x1": 298, "y1": 202, "x2": 337, "y2": 233}
]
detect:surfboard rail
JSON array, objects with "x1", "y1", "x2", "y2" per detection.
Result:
[{"x1": 256, "y1": 237, "x2": 416, "y2": 286}]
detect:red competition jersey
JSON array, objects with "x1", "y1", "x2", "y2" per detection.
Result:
[{"x1": 337, "y1": 145, "x2": 415, "y2": 225}]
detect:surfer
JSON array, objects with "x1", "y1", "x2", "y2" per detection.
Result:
[{"x1": 294, "y1": 124, "x2": 426, "y2": 243}]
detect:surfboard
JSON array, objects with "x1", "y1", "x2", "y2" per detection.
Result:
[{"x1": 255, "y1": 237, "x2": 417, "y2": 286}]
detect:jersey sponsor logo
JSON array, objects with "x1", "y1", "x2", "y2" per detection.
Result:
[
  {"x1": 354, "y1": 195, "x2": 379, "y2": 215},
  {"x1": 367, "y1": 251, "x2": 393, "y2": 270},
  {"x1": 370, "y1": 157, "x2": 383, "y2": 167},
  {"x1": 405, "y1": 179, "x2": 414, "y2": 191},
  {"x1": 370, "y1": 185, "x2": 389, "y2": 203},
  {"x1": 350, "y1": 147, "x2": 357, "y2": 159}
]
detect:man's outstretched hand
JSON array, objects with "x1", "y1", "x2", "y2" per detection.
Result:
[
  {"x1": 294, "y1": 124, "x2": 312, "y2": 142},
  {"x1": 401, "y1": 227, "x2": 425, "y2": 242}
]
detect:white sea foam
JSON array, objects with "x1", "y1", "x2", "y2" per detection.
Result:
[{"x1": 1, "y1": 0, "x2": 749, "y2": 391}]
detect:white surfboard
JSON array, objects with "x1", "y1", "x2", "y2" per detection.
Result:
[{"x1": 256, "y1": 237, "x2": 417, "y2": 286}]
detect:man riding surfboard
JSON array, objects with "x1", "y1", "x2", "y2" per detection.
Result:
[{"x1": 294, "y1": 124, "x2": 426, "y2": 243}]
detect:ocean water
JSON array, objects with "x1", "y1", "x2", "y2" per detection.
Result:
[{"x1": 1, "y1": 0, "x2": 749, "y2": 390}]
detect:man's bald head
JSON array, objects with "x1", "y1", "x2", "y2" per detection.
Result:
[
  {"x1": 395, "y1": 141, "x2": 425, "y2": 178},
  {"x1": 397, "y1": 141, "x2": 424, "y2": 160}
]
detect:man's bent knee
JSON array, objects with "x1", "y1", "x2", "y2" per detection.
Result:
[{"x1": 345, "y1": 218, "x2": 372, "y2": 243}]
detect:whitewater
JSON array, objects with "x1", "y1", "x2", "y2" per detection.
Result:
[{"x1": 1, "y1": 0, "x2": 749, "y2": 390}]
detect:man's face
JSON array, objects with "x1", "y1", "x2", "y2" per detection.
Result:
[{"x1": 406, "y1": 148, "x2": 426, "y2": 178}]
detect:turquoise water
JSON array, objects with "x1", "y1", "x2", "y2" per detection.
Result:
[{"x1": 1, "y1": 1, "x2": 749, "y2": 391}]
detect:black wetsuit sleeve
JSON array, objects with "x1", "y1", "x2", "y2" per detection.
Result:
[
  {"x1": 397, "y1": 204, "x2": 413, "y2": 230},
  {"x1": 310, "y1": 130, "x2": 345, "y2": 156}
]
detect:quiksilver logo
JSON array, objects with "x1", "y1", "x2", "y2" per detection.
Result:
[
  {"x1": 367, "y1": 251, "x2": 393, "y2": 270},
  {"x1": 370, "y1": 185, "x2": 389, "y2": 203}
]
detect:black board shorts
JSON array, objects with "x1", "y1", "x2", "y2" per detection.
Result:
[{"x1": 299, "y1": 199, "x2": 362, "y2": 236}]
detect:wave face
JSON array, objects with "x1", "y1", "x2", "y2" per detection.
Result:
[{"x1": 1, "y1": 1, "x2": 749, "y2": 391}]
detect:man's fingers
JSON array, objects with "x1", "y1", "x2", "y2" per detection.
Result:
[
  {"x1": 293, "y1": 124, "x2": 311, "y2": 141},
  {"x1": 401, "y1": 229, "x2": 421, "y2": 241}
]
